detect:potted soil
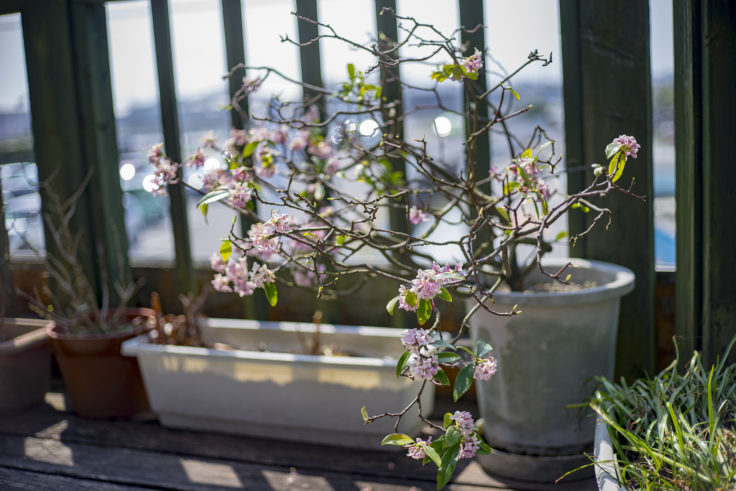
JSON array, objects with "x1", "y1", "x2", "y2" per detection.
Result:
[
  {"x1": 468, "y1": 258, "x2": 634, "y2": 481},
  {"x1": 0, "y1": 317, "x2": 52, "y2": 413}
]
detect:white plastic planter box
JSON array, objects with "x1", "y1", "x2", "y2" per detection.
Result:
[{"x1": 122, "y1": 318, "x2": 434, "y2": 448}]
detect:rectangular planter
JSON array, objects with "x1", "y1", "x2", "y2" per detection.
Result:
[
  {"x1": 0, "y1": 318, "x2": 52, "y2": 413},
  {"x1": 122, "y1": 318, "x2": 434, "y2": 448}
]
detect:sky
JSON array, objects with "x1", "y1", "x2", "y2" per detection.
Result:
[{"x1": 0, "y1": 0, "x2": 674, "y2": 114}]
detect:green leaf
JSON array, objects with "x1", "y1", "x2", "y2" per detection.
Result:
[
  {"x1": 381, "y1": 433, "x2": 415, "y2": 446},
  {"x1": 495, "y1": 206, "x2": 510, "y2": 223},
  {"x1": 475, "y1": 339, "x2": 493, "y2": 357},
  {"x1": 453, "y1": 364, "x2": 475, "y2": 402},
  {"x1": 196, "y1": 188, "x2": 230, "y2": 208},
  {"x1": 405, "y1": 291, "x2": 417, "y2": 308},
  {"x1": 521, "y1": 148, "x2": 532, "y2": 160},
  {"x1": 445, "y1": 426, "x2": 462, "y2": 446},
  {"x1": 396, "y1": 350, "x2": 410, "y2": 377},
  {"x1": 443, "y1": 412, "x2": 453, "y2": 429},
  {"x1": 336, "y1": 234, "x2": 346, "y2": 246},
  {"x1": 605, "y1": 141, "x2": 622, "y2": 159},
  {"x1": 437, "y1": 444, "x2": 461, "y2": 489},
  {"x1": 608, "y1": 152, "x2": 626, "y2": 183},
  {"x1": 360, "y1": 405, "x2": 369, "y2": 422},
  {"x1": 263, "y1": 282, "x2": 278, "y2": 307},
  {"x1": 242, "y1": 140, "x2": 259, "y2": 158},
  {"x1": 417, "y1": 298, "x2": 432, "y2": 325},
  {"x1": 555, "y1": 231, "x2": 568, "y2": 241},
  {"x1": 347, "y1": 63, "x2": 356, "y2": 80},
  {"x1": 424, "y1": 445, "x2": 442, "y2": 467},
  {"x1": 437, "y1": 352, "x2": 461, "y2": 363},
  {"x1": 386, "y1": 295, "x2": 400, "y2": 316},
  {"x1": 200, "y1": 202, "x2": 209, "y2": 221},
  {"x1": 219, "y1": 239, "x2": 232, "y2": 262},
  {"x1": 432, "y1": 339, "x2": 455, "y2": 350},
  {"x1": 433, "y1": 368, "x2": 450, "y2": 386},
  {"x1": 437, "y1": 287, "x2": 452, "y2": 302},
  {"x1": 476, "y1": 433, "x2": 491, "y2": 454},
  {"x1": 509, "y1": 87, "x2": 521, "y2": 101}
]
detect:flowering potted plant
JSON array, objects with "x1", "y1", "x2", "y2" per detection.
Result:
[
  {"x1": 25, "y1": 174, "x2": 153, "y2": 419},
  {"x1": 132, "y1": 9, "x2": 641, "y2": 488}
]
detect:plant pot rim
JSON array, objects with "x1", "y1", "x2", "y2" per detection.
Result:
[
  {"x1": 0, "y1": 317, "x2": 52, "y2": 355},
  {"x1": 594, "y1": 415, "x2": 626, "y2": 491},
  {"x1": 122, "y1": 317, "x2": 403, "y2": 369},
  {"x1": 47, "y1": 307, "x2": 155, "y2": 341},
  {"x1": 483, "y1": 258, "x2": 635, "y2": 307}
]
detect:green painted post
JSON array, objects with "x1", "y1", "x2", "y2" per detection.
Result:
[
  {"x1": 150, "y1": 0, "x2": 196, "y2": 296},
  {"x1": 673, "y1": 0, "x2": 702, "y2": 363},
  {"x1": 295, "y1": 0, "x2": 324, "y2": 109},
  {"x1": 559, "y1": 0, "x2": 656, "y2": 379},
  {"x1": 69, "y1": 0, "x2": 132, "y2": 294},
  {"x1": 699, "y1": 0, "x2": 736, "y2": 367},
  {"x1": 21, "y1": 0, "x2": 100, "y2": 301},
  {"x1": 374, "y1": 0, "x2": 407, "y2": 237}
]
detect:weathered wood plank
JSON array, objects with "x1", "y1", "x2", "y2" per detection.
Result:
[
  {"x1": 0, "y1": 398, "x2": 596, "y2": 490},
  {"x1": 699, "y1": 0, "x2": 736, "y2": 367},
  {"x1": 673, "y1": 0, "x2": 702, "y2": 363},
  {"x1": 0, "y1": 466, "x2": 149, "y2": 491},
  {"x1": 559, "y1": 0, "x2": 656, "y2": 379},
  {"x1": 150, "y1": 0, "x2": 195, "y2": 296}
]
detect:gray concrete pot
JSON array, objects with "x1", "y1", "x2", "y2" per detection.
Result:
[{"x1": 468, "y1": 258, "x2": 635, "y2": 482}]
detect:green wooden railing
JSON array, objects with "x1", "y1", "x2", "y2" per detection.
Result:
[{"x1": 3, "y1": 0, "x2": 735, "y2": 371}]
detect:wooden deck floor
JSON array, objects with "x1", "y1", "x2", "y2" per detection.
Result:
[{"x1": 0, "y1": 392, "x2": 597, "y2": 491}]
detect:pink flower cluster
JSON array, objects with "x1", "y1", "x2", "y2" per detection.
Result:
[
  {"x1": 405, "y1": 436, "x2": 432, "y2": 460},
  {"x1": 243, "y1": 212, "x2": 295, "y2": 260},
  {"x1": 148, "y1": 143, "x2": 179, "y2": 196},
  {"x1": 409, "y1": 206, "x2": 429, "y2": 225},
  {"x1": 473, "y1": 355, "x2": 498, "y2": 381},
  {"x1": 613, "y1": 135, "x2": 640, "y2": 159},
  {"x1": 463, "y1": 48, "x2": 483, "y2": 74},
  {"x1": 401, "y1": 328, "x2": 439, "y2": 380},
  {"x1": 397, "y1": 263, "x2": 464, "y2": 312},
  {"x1": 505, "y1": 154, "x2": 552, "y2": 201},
  {"x1": 450, "y1": 411, "x2": 481, "y2": 459},
  {"x1": 210, "y1": 254, "x2": 275, "y2": 297}
]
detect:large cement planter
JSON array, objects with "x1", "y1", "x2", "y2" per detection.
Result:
[
  {"x1": 122, "y1": 318, "x2": 434, "y2": 448},
  {"x1": 467, "y1": 258, "x2": 635, "y2": 481}
]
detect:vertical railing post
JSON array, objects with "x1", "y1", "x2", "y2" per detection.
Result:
[
  {"x1": 0, "y1": 177, "x2": 15, "y2": 317},
  {"x1": 69, "y1": 0, "x2": 131, "y2": 292},
  {"x1": 674, "y1": 0, "x2": 736, "y2": 367},
  {"x1": 374, "y1": 0, "x2": 407, "y2": 236},
  {"x1": 295, "y1": 0, "x2": 324, "y2": 110},
  {"x1": 559, "y1": 0, "x2": 656, "y2": 379},
  {"x1": 150, "y1": 0, "x2": 195, "y2": 296}
]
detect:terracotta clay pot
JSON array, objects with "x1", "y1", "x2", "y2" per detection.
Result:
[
  {"x1": 47, "y1": 308, "x2": 154, "y2": 419},
  {"x1": 0, "y1": 318, "x2": 52, "y2": 413}
]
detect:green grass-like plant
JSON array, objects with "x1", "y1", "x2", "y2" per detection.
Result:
[{"x1": 589, "y1": 337, "x2": 736, "y2": 490}]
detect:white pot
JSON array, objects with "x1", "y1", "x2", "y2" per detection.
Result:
[
  {"x1": 594, "y1": 416, "x2": 626, "y2": 490},
  {"x1": 122, "y1": 318, "x2": 434, "y2": 448},
  {"x1": 468, "y1": 258, "x2": 635, "y2": 480}
]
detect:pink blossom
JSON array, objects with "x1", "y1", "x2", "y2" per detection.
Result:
[
  {"x1": 232, "y1": 167, "x2": 252, "y2": 183},
  {"x1": 405, "y1": 437, "x2": 432, "y2": 460},
  {"x1": 450, "y1": 411, "x2": 475, "y2": 436},
  {"x1": 228, "y1": 182, "x2": 252, "y2": 209},
  {"x1": 210, "y1": 252, "x2": 227, "y2": 273},
  {"x1": 401, "y1": 328, "x2": 433, "y2": 352},
  {"x1": 397, "y1": 285, "x2": 417, "y2": 312},
  {"x1": 411, "y1": 268, "x2": 442, "y2": 300},
  {"x1": 308, "y1": 140, "x2": 334, "y2": 160},
  {"x1": 151, "y1": 157, "x2": 179, "y2": 193},
  {"x1": 474, "y1": 355, "x2": 498, "y2": 381},
  {"x1": 409, "y1": 206, "x2": 429, "y2": 225},
  {"x1": 289, "y1": 130, "x2": 310, "y2": 152},
  {"x1": 187, "y1": 148, "x2": 205, "y2": 168},
  {"x1": 211, "y1": 274, "x2": 232, "y2": 293},
  {"x1": 324, "y1": 157, "x2": 340, "y2": 175},
  {"x1": 406, "y1": 352, "x2": 438, "y2": 380},
  {"x1": 201, "y1": 131, "x2": 218, "y2": 149},
  {"x1": 463, "y1": 48, "x2": 483, "y2": 74},
  {"x1": 231, "y1": 129, "x2": 248, "y2": 147},
  {"x1": 148, "y1": 143, "x2": 164, "y2": 163},
  {"x1": 250, "y1": 263, "x2": 275, "y2": 288},
  {"x1": 459, "y1": 435, "x2": 480, "y2": 459},
  {"x1": 613, "y1": 135, "x2": 640, "y2": 159}
]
